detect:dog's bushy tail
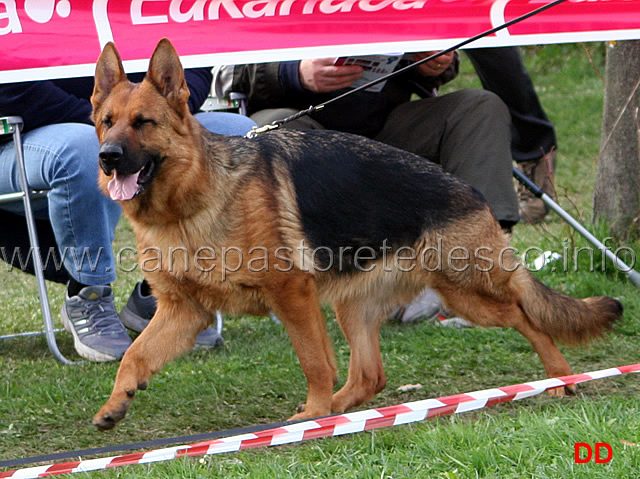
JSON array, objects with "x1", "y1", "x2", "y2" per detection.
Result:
[{"x1": 515, "y1": 269, "x2": 623, "y2": 345}]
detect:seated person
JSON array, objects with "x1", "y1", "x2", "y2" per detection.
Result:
[{"x1": 0, "y1": 70, "x2": 256, "y2": 361}]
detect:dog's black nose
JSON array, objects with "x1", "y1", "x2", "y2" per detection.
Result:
[
  {"x1": 99, "y1": 142, "x2": 123, "y2": 163},
  {"x1": 100, "y1": 143, "x2": 123, "y2": 163},
  {"x1": 99, "y1": 142, "x2": 124, "y2": 174}
]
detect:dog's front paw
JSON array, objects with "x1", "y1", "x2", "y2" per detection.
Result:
[{"x1": 92, "y1": 400, "x2": 130, "y2": 431}]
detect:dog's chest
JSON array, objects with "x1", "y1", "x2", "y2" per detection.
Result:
[{"x1": 133, "y1": 222, "x2": 269, "y2": 315}]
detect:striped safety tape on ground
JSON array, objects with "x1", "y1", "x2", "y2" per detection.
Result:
[{"x1": 2, "y1": 363, "x2": 638, "y2": 478}]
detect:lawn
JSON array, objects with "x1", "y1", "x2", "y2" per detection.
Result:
[{"x1": 1, "y1": 43, "x2": 640, "y2": 478}]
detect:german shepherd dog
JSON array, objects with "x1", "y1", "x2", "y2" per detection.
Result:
[{"x1": 90, "y1": 39, "x2": 622, "y2": 430}]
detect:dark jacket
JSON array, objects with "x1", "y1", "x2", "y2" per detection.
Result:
[
  {"x1": 0, "y1": 69, "x2": 213, "y2": 134},
  {"x1": 216, "y1": 54, "x2": 458, "y2": 138}
]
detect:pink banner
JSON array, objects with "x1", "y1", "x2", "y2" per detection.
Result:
[{"x1": 1, "y1": 0, "x2": 640, "y2": 83}]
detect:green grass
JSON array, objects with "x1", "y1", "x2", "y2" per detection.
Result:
[{"x1": 2, "y1": 43, "x2": 640, "y2": 477}]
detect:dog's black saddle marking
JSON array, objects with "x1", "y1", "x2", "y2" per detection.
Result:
[{"x1": 257, "y1": 130, "x2": 486, "y2": 271}]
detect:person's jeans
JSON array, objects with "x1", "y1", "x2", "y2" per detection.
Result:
[{"x1": 0, "y1": 112, "x2": 256, "y2": 286}]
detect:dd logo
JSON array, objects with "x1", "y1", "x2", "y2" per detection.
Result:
[{"x1": 574, "y1": 443, "x2": 613, "y2": 463}]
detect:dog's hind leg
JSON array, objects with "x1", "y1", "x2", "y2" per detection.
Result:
[
  {"x1": 93, "y1": 299, "x2": 208, "y2": 430},
  {"x1": 266, "y1": 274, "x2": 338, "y2": 421},
  {"x1": 510, "y1": 319, "x2": 575, "y2": 396},
  {"x1": 435, "y1": 284, "x2": 575, "y2": 396},
  {"x1": 330, "y1": 299, "x2": 386, "y2": 413}
]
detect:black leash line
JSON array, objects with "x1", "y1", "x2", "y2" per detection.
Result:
[{"x1": 248, "y1": 0, "x2": 569, "y2": 136}]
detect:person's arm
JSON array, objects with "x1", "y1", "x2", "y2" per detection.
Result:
[
  {"x1": 212, "y1": 59, "x2": 364, "y2": 113},
  {"x1": 296, "y1": 58, "x2": 363, "y2": 93},
  {"x1": 0, "y1": 81, "x2": 93, "y2": 133},
  {"x1": 213, "y1": 63, "x2": 285, "y2": 100}
]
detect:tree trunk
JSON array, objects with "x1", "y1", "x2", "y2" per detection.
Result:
[{"x1": 593, "y1": 40, "x2": 640, "y2": 238}]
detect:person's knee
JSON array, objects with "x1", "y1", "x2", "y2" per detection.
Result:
[
  {"x1": 196, "y1": 112, "x2": 256, "y2": 136},
  {"x1": 458, "y1": 89, "x2": 510, "y2": 122},
  {"x1": 55, "y1": 124, "x2": 100, "y2": 161},
  {"x1": 43, "y1": 124, "x2": 101, "y2": 185}
]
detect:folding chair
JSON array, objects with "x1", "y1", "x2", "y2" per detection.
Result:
[
  {"x1": 0, "y1": 116, "x2": 76, "y2": 364},
  {"x1": 201, "y1": 92, "x2": 248, "y2": 116}
]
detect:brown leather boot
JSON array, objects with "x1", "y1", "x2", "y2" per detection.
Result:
[{"x1": 517, "y1": 148, "x2": 557, "y2": 224}]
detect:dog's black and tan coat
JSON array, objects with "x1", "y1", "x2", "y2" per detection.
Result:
[{"x1": 90, "y1": 39, "x2": 622, "y2": 430}]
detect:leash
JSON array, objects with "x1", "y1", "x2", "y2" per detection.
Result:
[{"x1": 246, "y1": 0, "x2": 569, "y2": 138}]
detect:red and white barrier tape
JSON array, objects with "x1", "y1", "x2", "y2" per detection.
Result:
[{"x1": 2, "y1": 363, "x2": 638, "y2": 478}]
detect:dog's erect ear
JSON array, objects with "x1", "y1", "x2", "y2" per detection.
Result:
[
  {"x1": 92, "y1": 42, "x2": 127, "y2": 111},
  {"x1": 146, "y1": 38, "x2": 190, "y2": 116}
]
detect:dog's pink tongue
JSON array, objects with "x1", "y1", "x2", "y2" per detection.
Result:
[{"x1": 108, "y1": 171, "x2": 140, "y2": 201}]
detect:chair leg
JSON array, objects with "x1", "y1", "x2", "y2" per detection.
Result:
[{"x1": 2, "y1": 116, "x2": 78, "y2": 364}]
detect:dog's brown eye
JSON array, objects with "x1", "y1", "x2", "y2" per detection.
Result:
[{"x1": 103, "y1": 116, "x2": 112, "y2": 128}]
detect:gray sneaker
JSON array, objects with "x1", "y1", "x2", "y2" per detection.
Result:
[
  {"x1": 61, "y1": 285, "x2": 132, "y2": 362},
  {"x1": 121, "y1": 282, "x2": 223, "y2": 348},
  {"x1": 389, "y1": 288, "x2": 442, "y2": 323}
]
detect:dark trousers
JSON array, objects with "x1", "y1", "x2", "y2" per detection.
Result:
[
  {"x1": 465, "y1": 47, "x2": 557, "y2": 162},
  {"x1": 375, "y1": 89, "x2": 518, "y2": 225},
  {"x1": 251, "y1": 88, "x2": 519, "y2": 225}
]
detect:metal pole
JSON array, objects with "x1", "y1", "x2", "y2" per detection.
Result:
[{"x1": 513, "y1": 166, "x2": 640, "y2": 287}]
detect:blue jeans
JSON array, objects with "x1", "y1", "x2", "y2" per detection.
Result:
[{"x1": 0, "y1": 112, "x2": 256, "y2": 285}]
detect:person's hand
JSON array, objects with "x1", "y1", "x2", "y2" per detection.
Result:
[
  {"x1": 299, "y1": 58, "x2": 364, "y2": 93},
  {"x1": 412, "y1": 51, "x2": 455, "y2": 77}
]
